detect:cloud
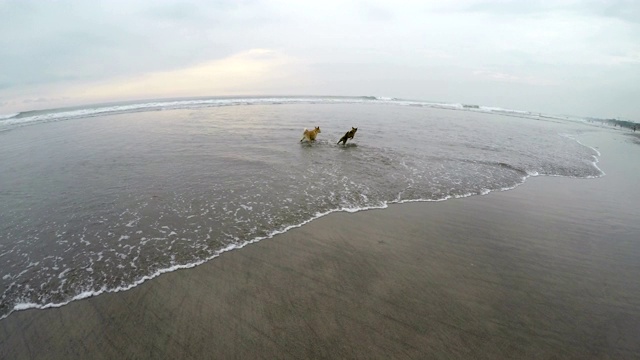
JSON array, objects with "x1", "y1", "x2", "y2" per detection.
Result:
[
  {"x1": 454, "y1": 0, "x2": 640, "y2": 23},
  {"x1": 0, "y1": 1, "x2": 639, "y2": 118},
  {"x1": 0, "y1": 0, "x2": 275, "y2": 89},
  {"x1": 472, "y1": 69, "x2": 554, "y2": 86},
  {"x1": 594, "y1": 52, "x2": 640, "y2": 66},
  {"x1": 358, "y1": 2, "x2": 395, "y2": 22},
  {"x1": 22, "y1": 97, "x2": 69, "y2": 104},
  {"x1": 60, "y1": 49, "x2": 302, "y2": 102}
]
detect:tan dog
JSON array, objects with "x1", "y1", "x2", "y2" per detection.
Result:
[
  {"x1": 337, "y1": 127, "x2": 358, "y2": 145},
  {"x1": 300, "y1": 126, "x2": 321, "y2": 142}
]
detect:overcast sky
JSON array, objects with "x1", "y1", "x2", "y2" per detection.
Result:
[{"x1": 1, "y1": 0, "x2": 639, "y2": 119}]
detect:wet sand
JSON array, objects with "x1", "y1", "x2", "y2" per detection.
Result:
[{"x1": 2, "y1": 130, "x2": 640, "y2": 359}]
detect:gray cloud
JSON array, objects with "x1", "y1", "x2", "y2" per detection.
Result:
[
  {"x1": 600, "y1": 0, "x2": 640, "y2": 23},
  {"x1": 0, "y1": 0, "x2": 274, "y2": 87},
  {"x1": 459, "y1": 0, "x2": 640, "y2": 22},
  {"x1": 0, "y1": 0, "x2": 639, "y2": 119}
]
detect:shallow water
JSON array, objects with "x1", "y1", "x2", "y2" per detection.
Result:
[{"x1": 0, "y1": 101, "x2": 602, "y2": 318}]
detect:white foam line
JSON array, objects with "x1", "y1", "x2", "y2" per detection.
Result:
[
  {"x1": 3, "y1": 141, "x2": 605, "y2": 320},
  {"x1": 0, "y1": 176, "x2": 524, "y2": 319},
  {"x1": 0, "y1": 113, "x2": 18, "y2": 120},
  {"x1": 560, "y1": 133, "x2": 606, "y2": 177}
]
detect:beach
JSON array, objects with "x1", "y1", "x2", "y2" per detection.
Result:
[{"x1": 1, "y1": 128, "x2": 638, "y2": 359}]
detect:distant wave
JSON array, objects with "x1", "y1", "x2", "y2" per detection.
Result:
[
  {"x1": 479, "y1": 106, "x2": 530, "y2": 115},
  {"x1": 360, "y1": 96, "x2": 399, "y2": 101},
  {"x1": 0, "y1": 97, "x2": 393, "y2": 129},
  {"x1": 0, "y1": 95, "x2": 548, "y2": 130},
  {"x1": 0, "y1": 113, "x2": 18, "y2": 120}
]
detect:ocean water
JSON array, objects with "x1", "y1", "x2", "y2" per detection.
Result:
[{"x1": 0, "y1": 97, "x2": 603, "y2": 319}]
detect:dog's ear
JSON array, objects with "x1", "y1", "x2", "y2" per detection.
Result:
[{"x1": 315, "y1": 126, "x2": 320, "y2": 130}]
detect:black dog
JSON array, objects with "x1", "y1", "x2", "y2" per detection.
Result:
[{"x1": 337, "y1": 127, "x2": 358, "y2": 145}]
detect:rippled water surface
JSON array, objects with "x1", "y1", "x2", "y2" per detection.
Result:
[{"x1": 0, "y1": 101, "x2": 601, "y2": 318}]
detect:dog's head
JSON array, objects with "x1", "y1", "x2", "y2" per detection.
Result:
[
  {"x1": 315, "y1": 126, "x2": 321, "y2": 133},
  {"x1": 351, "y1": 127, "x2": 357, "y2": 133}
]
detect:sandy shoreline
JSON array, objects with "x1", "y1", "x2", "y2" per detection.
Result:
[{"x1": 2, "y1": 130, "x2": 639, "y2": 359}]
